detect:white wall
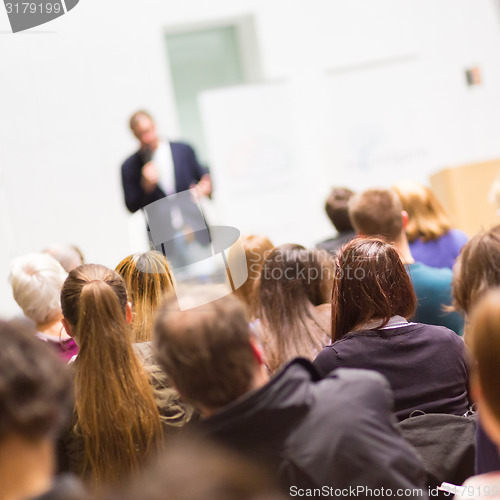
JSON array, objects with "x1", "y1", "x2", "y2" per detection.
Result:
[{"x1": 1, "y1": 0, "x2": 500, "y2": 314}]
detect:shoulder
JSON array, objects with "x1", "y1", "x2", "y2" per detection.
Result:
[
  {"x1": 169, "y1": 141, "x2": 194, "y2": 153},
  {"x1": 312, "y1": 368, "x2": 394, "y2": 421},
  {"x1": 325, "y1": 366, "x2": 390, "y2": 388},
  {"x1": 409, "y1": 262, "x2": 452, "y2": 282},
  {"x1": 448, "y1": 228, "x2": 469, "y2": 246},
  {"x1": 121, "y1": 151, "x2": 142, "y2": 172},
  {"x1": 411, "y1": 323, "x2": 466, "y2": 350},
  {"x1": 132, "y1": 341, "x2": 154, "y2": 362},
  {"x1": 413, "y1": 322, "x2": 459, "y2": 336}
]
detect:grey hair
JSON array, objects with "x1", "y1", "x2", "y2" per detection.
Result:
[
  {"x1": 43, "y1": 244, "x2": 83, "y2": 272},
  {"x1": 9, "y1": 253, "x2": 68, "y2": 324}
]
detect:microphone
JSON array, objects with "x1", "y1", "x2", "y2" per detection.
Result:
[{"x1": 140, "y1": 148, "x2": 153, "y2": 166}]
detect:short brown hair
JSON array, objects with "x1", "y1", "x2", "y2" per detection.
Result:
[
  {"x1": 393, "y1": 180, "x2": 452, "y2": 242},
  {"x1": 129, "y1": 110, "x2": 153, "y2": 131},
  {"x1": 325, "y1": 187, "x2": 355, "y2": 232},
  {"x1": 452, "y1": 225, "x2": 500, "y2": 314},
  {"x1": 349, "y1": 188, "x2": 404, "y2": 241},
  {"x1": 154, "y1": 288, "x2": 256, "y2": 410},
  {"x1": 332, "y1": 238, "x2": 417, "y2": 341},
  {"x1": 0, "y1": 320, "x2": 72, "y2": 442},
  {"x1": 468, "y1": 289, "x2": 500, "y2": 423}
]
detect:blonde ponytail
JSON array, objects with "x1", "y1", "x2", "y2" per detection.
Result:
[{"x1": 61, "y1": 265, "x2": 162, "y2": 487}]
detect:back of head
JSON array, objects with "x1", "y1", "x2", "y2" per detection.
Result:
[
  {"x1": 255, "y1": 244, "x2": 332, "y2": 372},
  {"x1": 60, "y1": 264, "x2": 128, "y2": 342},
  {"x1": 229, "y1": 235, "x2": 274, "y2": 317},
  {"x1": 154, "y1": 287, "x2": 255, "y2": 412},
  {"x1": 115, "y1": 251, "x2": 175, "y2": 343},
  {"x1": 303, "y1": 248, "x2": 334, "y2": 305},
  {"x1": 129, "y1": 110, "x2": 153, "y2": 131},
  {"x1": 43, "y1": 244, "x2": 84, "y2": 272},
  {"x1": 325, "y1": 187, "x2": 355, "y2": 233},
  {"x1": 256, "y1": 244, "x2": 312, "y2": 317},
  {"x1": 0, "y1": 319, "x2": 72, "y2": 443},
  {"x1": 452, "y1": 224, "x2": 500, "y2": 315},
  {"x1": 468, "y1": 289, "x2": 500, "y2": 440},
  {"x1": 348, "y1": 188, "x2": 403, "y2": 242},
  {"x1": 60, "y1": 264, "x2": 161, "y2": 487},
  {"x1": 105, "y1": 435, "x2": 285, "y2": 500},
  {"x1": 9, "y1": 253, "x2": 67, "y2": 325},
  {"x1": 332, "y1": 238, "x2": 417, "y2": 341},
  {"x1": 392, "y1": 180, "x2": 452, "y2": 242}
]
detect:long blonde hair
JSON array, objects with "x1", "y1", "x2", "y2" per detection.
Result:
[
  {"x1": 393, "y1": 180, "x2": 452, "y2": 242},
  {"x1": 115, "y1": 251, "x2": 175, "y2": 343},
  {"x1": 60, "y1": 264, "x2": 162, "y2": 487}
]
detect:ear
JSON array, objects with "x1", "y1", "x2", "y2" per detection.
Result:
[
  {"x1": 249, "y1": 337, "x2": 265, "y2": 366},
  {"x1": 126, "y1": 302, "x2": 133, "y2": 325},
  {"x1": 401, "y1": 210, "x2": 409, "y2": 230},
  {"x1": 61, "y1": 318, "x2": 73, "y2": 338}
]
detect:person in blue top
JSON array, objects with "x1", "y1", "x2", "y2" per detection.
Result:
[
  {"x1": 393, "y1": 180, "x2": 468, "y2": 269},
  {"x1": 348, "y1": 187, "x2": 464, "y2": 335}
]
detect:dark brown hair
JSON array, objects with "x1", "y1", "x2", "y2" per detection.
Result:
[
  {"x1": 0, "y1": 320, "x2": 72, "y2": 442},
  {"x1": 325, "y1": 187, "x2": 355, "y2": 232},
  {"x1": 452, "y1": 225, "x2": 500, "y2": 315},
  {"x1": 254, "y1": 245, "x2": 333, "y2": 372},
  {"x1": 61, "y1": 264, "x2": 162, "y2": 487},
  {"x1": 115, "y1": 251, "x2": 175, "y2": 343},
  {"x1": 332, "y1": 238, "x2": 417, "y2": 341},
  {"x1": 349, "y1": 188, "x2": 404, "y2": 241},
  {"x1": 154, "y1": 288, "x2": 256, "y2": 411}
]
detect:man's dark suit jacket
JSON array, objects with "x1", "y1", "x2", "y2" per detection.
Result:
[
  {"x1": 121, "y1": 141, "x2": 209, "y2": 213},
  {"x1": 121, "y1": 141, "x2": 211, "y2": 248}
]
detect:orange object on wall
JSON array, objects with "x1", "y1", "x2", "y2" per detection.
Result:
[{"x1": 430, "y1": 159, "x2": 500, "y2": 237}]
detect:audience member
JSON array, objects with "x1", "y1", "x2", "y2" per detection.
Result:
[
  {"x1": 0, "y1": 320, "x2": 75, "y2": 500},
  {"x1": 455, "y1": 289, "x2": 500, "y2": 499},
  {"x1": 452, "y1": 224, "x2": 500, "y2": 321},
  {"x1": 115, "y1": 251, "x2": 195, "y2": 431},
  {"x1": 228, "y1": 234, "x2": 273, "y2": 318},
  {"x1": 254, "y1": 244, "x2": 333, "y2": 373},
  {"x1": 452, "y1": 224, "x2": 500, "y2": 475},
  {"x1": 58, "y1": 264, "x2": 163, "y2": 490},
  {"x1": 316, "y1": 187, "x2": 356, "y2": 256},
  {"x1": 349, "y1": 188, "x2": 464, "y2": 334},
  {"x1": 393, "y1": 180, "x2": 468, "y2": 269},
  {"x1": 313, "y1": 238, "x2": 470, "y2": 421},
  {"x1": 115, "y1": 251, "x2": 175, "y2": 343},
  {"x1": 43, "y1": 244, "x2": 85, "y2": 273},
  {"x1": 154, "y1": 287, "x2": 427, "y2": 496},
  {"x1": 103, "y1": 435, "x2": 285, "y2": 500},
  {"x1": 9, "y1": 253, "x2": 78, "y2": 362}
]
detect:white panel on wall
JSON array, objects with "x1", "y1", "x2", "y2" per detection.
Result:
[
  {"x1": 322, "y1": 57, "x2": 434, "y2": 190},
  {"x1": 199, "y1": 82, "x2": 323, "y2": 247}
]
